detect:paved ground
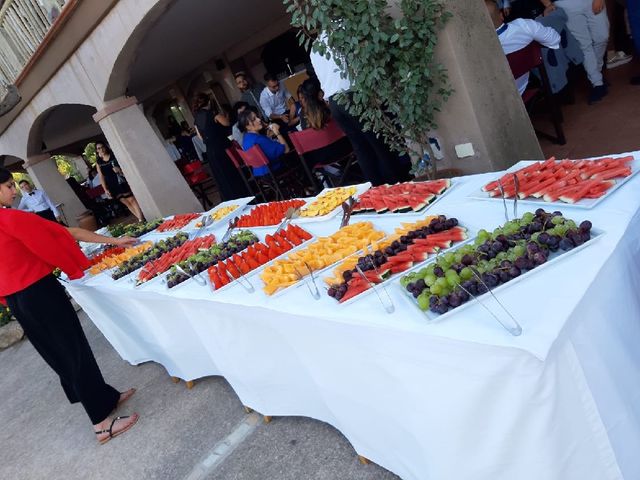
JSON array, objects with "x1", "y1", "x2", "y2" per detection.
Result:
[{"x1": 0, "y1": 311, "x2": 399, "y2": 480}]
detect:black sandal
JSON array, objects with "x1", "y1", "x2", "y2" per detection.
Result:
[{"x1": 95, "y1": 414, "x2": 139, "y2": 445}]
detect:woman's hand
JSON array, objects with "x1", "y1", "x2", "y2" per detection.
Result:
[
  {"x1": 111, "y1": 236, "x2": 137, "y2": 247},
  {"x1": 268, "y1": 123, "x2": 281, "y2": 135},
  {"x1": 592, "y1": 0, "x2": 604, "y2": 14}
]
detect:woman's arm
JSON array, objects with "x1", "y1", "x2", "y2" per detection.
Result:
[
  {"x1": 269, "y1": 124, "x2": 291, "y2": 154},
  {"x1": 95, "y1": 162, "x2": 111, "y2": 199},
  {"x1": 67, "y1": 227, "x2": 137, "y2": 247},
  {"x1": 194, "y1": 125, "x2": 204, "y2": 141}
]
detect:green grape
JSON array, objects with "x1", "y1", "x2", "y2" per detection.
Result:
[
  {"x1": 424, "y1": 273, "x2": 437, "y2": 287},
  {"x1": 460, "y1": 267, "x2": 473, "y2": 280},
  {"x1": 417, "y1": 268, "x2": 430, "y2": 277},
  {"x1": 513, "y1": 245, "x2": 526, "y2": 257},
  {"x1": 441, "y1": 286, "x2": 452, "y2": 297},
  {"x1": 444, "y1": 252, "x2": 455, "y2": 264},
  {"x1": 430, "y1": 284, "x2": 442, "y2": 295},
  {"x1": 521, "y1": 212, "x2": 535, "y2": 224},
  {"x1": 400, "y1": 276, "x2": 413, "y2": 289},
  {"x1": 496, "y1": 252, "x2": 508, "y2": 261},
  {"x1": 460, "y1": 245, "x2": 475, "y2": 255},
  {"x1": 551, "y1": 216, "x2": 565, "y2": 225},
  {"x1": 417, "y1": 292, "x2": 431, "y2": 311},
  {"x1": 506, "y1": 252, "x2": 518, "y2": 263},
  {"x1": 477, "y1": 229, "x2": 490, "y2": 240},
  {"x1": 446, "y1": 276, "x2": 459, "y2": 288},
  {"x1": 435, "y1": 277, "x2": 449, "y2": 289},
  {"x1": 454, "y1": 253, "x2": 464, "y2": 264},
  {"x1": 531, "y1": 232, "x2": 541, "y2": 242},
  {"x1": 565, "y1": 220, "x2": 577, "y2": 229}
]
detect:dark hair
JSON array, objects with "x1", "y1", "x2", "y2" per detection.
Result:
[
  {"x1": 263, "y1": 73, "x2": 278, "y2": 83},
  {"x1": 95, "y1": 141, "x2": 114, "y2": 158},
  {"x1": 234, "y1": 71, "x2": 247, "y2": 80},
  {"x1": 18, "y1": 179, "x2": 30, "y2": 186},
  {"x1": 193, "y1": 92, "x2": 211, "y2": 112},
  {"x1": 232, "y1": 101, "x2": 250, "y2": 123},
  {"x1": 300, "y1": 79, "x2": 331, "y2": 130},
  {"x1": 237, "y1": 109, "x2": 259, "y2": 133},
  {"x1": 0, "y1": 167, "x2": 11, "y2": 184}
]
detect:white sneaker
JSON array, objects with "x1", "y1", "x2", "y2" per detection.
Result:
[{"x1": 607, "y1": 51, "x2": 633, "y2": 69}]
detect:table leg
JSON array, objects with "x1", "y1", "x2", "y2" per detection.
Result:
[
  {"x1": 186, "y1": 380, "x2": 195, "y2": 390},
  {"x1": 263, "y1": 415, "x2": 272, "y2": 424},
  {"x1": 358, "y1": 455, "x2": 371, "y2": 465},
  {"x1": 243, "y1": 406, "x2": 254, "y2": 414},
  {"x1": 171, "y1": 376, "x2": 180, "y2": 384}
]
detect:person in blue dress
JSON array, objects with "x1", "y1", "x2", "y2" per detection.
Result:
[{"x1": 238, "y1": 109, "x2": 290, "y2": 177}]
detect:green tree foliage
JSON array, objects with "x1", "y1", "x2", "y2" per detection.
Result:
[
  {"x1": 53, "y1": 155, "x2": 82, "y2": 182},
  {"x1": 84, "y1": 142, "x2": 97, "y2": 166},
  {"x1": 0, "y1": 304, "x2": 14, "y2": 327},
  {"x1": 284, "y1": 0, "x2": 452, "y2": 178}
]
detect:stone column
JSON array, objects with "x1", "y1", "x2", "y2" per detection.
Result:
[
  {"x1": 93, "y1": 96, "x2": 202, "y2": 219},
  {"x1": 427, "y1": 0, "x2": 544, "y2": 174},
  {"x1": 23, "y1": 154, "x2": 87, "y2": 227}
]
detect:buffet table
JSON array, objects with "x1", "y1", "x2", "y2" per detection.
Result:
[{"x1": 66, "y1": 153, "x2": 640, "y2": 480}]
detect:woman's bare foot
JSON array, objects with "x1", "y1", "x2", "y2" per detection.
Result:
[
  {"x1": 94, "y1": 413, "x2": 139, "y2": 445},
  {"x1": 118, "y1": 388, "x2": 136, "y2": 407}
]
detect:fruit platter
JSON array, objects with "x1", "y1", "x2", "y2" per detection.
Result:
[
  {"x1": 400, "y1": 208, "x2": 599, "y2": 322},
  {"x1": 156, "y1": 213, "x2": 202, "y2": 232},
  {"x1": 107, "y1": 219, "x2": 163, "y2": 238},
  {"x1": 471, "y1": 155, "x2": 639, "y2": 208},
  {"x1": 351, "y1": 179, "x2": 453, "y2": 217},
  {"x1": 88, "y1": 242, "x2": 153, "y2": 276},
  {"x1": 260, "y1": 222, "x2": 385, "y2": 296},
  {"x1": 236, "y1": 199, "x2": 307, "y2": 228},
  {"x1": 325, "y1": 215, "x2": 468, "y2": 304},
  {"x1": 135, "y1": 234, "x2": 217, "y2": 286},
  {"x1": 206, "y1": 225, "x2": 313, "y2": 291},
  {"x1": 297, "y1": 183, "x2": 371, "y2": 221},
  {"x1": 111, "y1": 233, "x2": 189, "y2": 280}
]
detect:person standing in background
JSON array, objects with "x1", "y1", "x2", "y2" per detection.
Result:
[
  {"x1": 553, "y1": 0, "x2": 610, "y2": 104},
  {"x1": 17, "y1": 179, "x2": 61, "y2": 223},
  {"x1": 234, "y1": 72, "x2": 266, "y2": 118},
  {"x1": 310, "y1": 33, "x2": 401, "y2": 186}
]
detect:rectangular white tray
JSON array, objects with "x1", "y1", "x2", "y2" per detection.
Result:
[
  {"x1": 400, "y1": 227, "x2": 604, "y2": 324},
  {"x1": 350, "y1": 180, "x2": 458, "y2": 220},
  {"x1": 230, "y1": 197, "x2": 314, "y2": 231},
  {"x1": 468, "y1": 157, "x2": 640, "y2": 209},
  {"x1": 183, "y1": 196, "x2": 255, "y2": 233},
  {"x1": 295, "y1": 182, "x2": 372, "y2": 223}
]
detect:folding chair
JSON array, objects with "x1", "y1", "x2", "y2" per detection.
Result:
[
  {"x1": 289, "y1": 120, "x2": 358, "y2": 192},
  {"x1": 235, "y1": 145, "x2": 305, "y2": 201},
  {"x1": 226, "y1": 146, "x2": 267, "y2": 203},
  {"x1": 507, "y1": 41, "x2": 566, "y2": 145},
  {"x1": 179, "y1": 161, "x2": 215, "y2": 209}
]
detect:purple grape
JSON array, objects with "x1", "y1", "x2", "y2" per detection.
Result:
[
  {"x1": 327, "y1": 287, "x2": 337, "y2": 298},
  {"x1": 456, "y1": 289, "x2": 470, "y2": 302},
  {"x1": 535, "y1": 208, "x2": 546, "y2": 217},
  {"x1": 429, "y1": 295, "x2": 439, "y2": 307},
  {"x1": 415, "y1": 279, "x2": 427, "y2": 291},
  {"x1": 412, "y1": 289, "x2": 421, "y2": 298},
  {"x1": 538, "y1": 232, "x2": 550, "y2": 244},
  {"x1": 579, "y1": 220, "x2": 592, "y2": 233},
  {"x1": 508, "y1": 266, "x2": 521, "y2": 278},
  {"x1": 532, "y1": 252, "x2": 547, "y2": 266},
  {"x1": 500, "y1": 260, "x2": 512, "y2": 269},
  {"x1": 482, "y1": 273, "x2": 499, "y2": 288},
  {"x1": 559, "y1": 237, "x2": 574, "y2": 251},
  {"x1": 498, "y1": 271, "x2": 511, "y2": 283},
  {"x1": 448, "y1": 293, "x2": 463, "y2": 308},
  {"x1": 433, "y1": 266, "x2": 445, "y2": 277},
  {"x1": 433, "y1": 301, "x2": 450, "y2": 315},
  {"x1": 461, "y1": 254, "x2": 475, "y2": 266},
  {"x1": 514, "y1": 256, "x2": 528, "y2": 270}
]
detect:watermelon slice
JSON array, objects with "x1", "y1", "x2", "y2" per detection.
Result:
[
  {"x1": 339, "y1": 282, "x2": 371, "y2": 303},
  {"x1": 390, "y1": 261, "x2": 413, "y2": 274}
]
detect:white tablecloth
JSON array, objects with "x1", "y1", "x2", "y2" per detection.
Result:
[{"x1": 66, "y1": 152, "x2": 640, "y2": 480}]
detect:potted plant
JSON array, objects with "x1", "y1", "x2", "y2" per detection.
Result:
[{"x1": 285, "y1": 0, "x2": 452, "y2": 179}]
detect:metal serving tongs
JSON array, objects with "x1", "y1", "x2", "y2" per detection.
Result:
[
  {"x1": 292, "y1": 262, "x2": 320, "y2": 300},
  {"x1": 355, "y1": 265, "x2": 395, "y2": 314},
  {"x1": 191, "y1": 214, "x2": 213, "y2": 239},
  {"x1": 302, "y1": 260, "x2": 321, "y2": 299},
  {"x1": 467, "y1": 267, "x2": 522, "y2": 336},
  {"x1": 221, "y1": 216, "x2": 240, "y2": 243},
  {"x1": 275, "y1": 207, "x2": 300, "y2": 234},
  {"x1": 340, "y1": 197, "x2": 356, "y2": 228},
  {"x1": 225, "y1": 257, "x2": 255, "y2": 293},
  {"x1": 497, "y1": 179, "x2": 510, "y2": 223},
  {"x1": 174, "y1": 263, "x2": 207, "y2": 286},
  {"x1": 512, "y1": 174, "x2": 520, "y2": 219}
]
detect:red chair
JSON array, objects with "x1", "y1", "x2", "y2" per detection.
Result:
[
  {"x1": 178, "y1": 160, "x2": 215, "y2": 208},
  {"x1": 289, "y1": 120, "x2": 358, "y2": 191},
  {"x1": 235, "y1": 145, "x2": 304, "y2": 200},
  {"x1": 506, "y1": 42, "x2": 566, "y2": 145},
  {"x1": 86, "y1": 185, "x2": 105, "y2": 200},
  {"x1": 225, "y1": 146, "x2": 267, "y2": 202}
]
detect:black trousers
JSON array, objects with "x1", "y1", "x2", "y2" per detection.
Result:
[
  {"x1": 6, "y1": 275, "x2": 119, "y2": 424},
  {"x1": 328, "y1": 96, "x2": 400, "y2": 186},
  {"x1": 35, "y1": 208, "x2": 56, "y2": 222}
]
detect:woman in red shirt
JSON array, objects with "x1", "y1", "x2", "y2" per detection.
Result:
[{"x1": 0, "y1": 167, "x2": 139, "y2": 444}]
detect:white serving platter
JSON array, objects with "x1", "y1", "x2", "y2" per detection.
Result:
[
  {"x1": 467, "y1": 157, "x2": 640, "y2": 209},
  {"x1": 295, "y1": 182, "x2": 372, "y2": 223},
  {"x1": 350, "y1": 180, "x2": 458, "y2": 220},
  {"x1": 399, "y1": 227, "x2": 604, "y2": 324}
]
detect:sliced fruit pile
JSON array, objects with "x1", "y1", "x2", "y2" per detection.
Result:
[
  {"x1": 300, "y1": 186, "x2": 357, "y2": 217},
  {"x1": 166, "y1": 231, "x2": 258, "y2": 288},
  {"x1": 112, "y1": 233, "x2": 188, "y2": 280},
  {"x1": 326, "y1": 216, "x2": 467, "y2": 303},
  {"x1": 211, "y1": 204, "x2": 239, "y2": 221},
  {"x1": 207, "y1": 225, "x2": 313, "y2": 290},
  {"x1": 237, "y1": 199, "x2": 307, "y2": 227},
  {"x1": 89, "y1": 246, "x2": 125, "y2": 266},
  {"x1": 89, "y1": 242, "x2": 153, "y2": 275},
  {"x1": 156, "y1": 213, "x2": 201, "y2": 232},
  {"x1": 482, "y1": 156, "x2": 633, "y2": 204},
  {"x1": 353, "y1": 180, "x2": 450, "y2": 214},
  {"x1": 136, "y1": 235, "x2": 216, "y2": 285},
  {"x1": 260, "y1": 222, "x2": 385, "y2": 295},
  {"x1": 107, "y1": 219, "x2": 163, "y2": 238},
  {"x1": 401, "y1": 209, "x2": 593, "y2": 315}
]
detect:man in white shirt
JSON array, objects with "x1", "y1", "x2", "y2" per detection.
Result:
[
  {"x1": 17, "y1": 180, "x2": 60, "y2": 222},
  {"x1": 310, "y1": 33, "x2": 401, "y2": 186},
  {"x1": 259, "y1": 73, "x2": 292, "y2": 125},
  {"x1": 486, "y1": 0, "x2": 561, "y2": 96}
]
